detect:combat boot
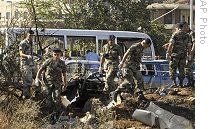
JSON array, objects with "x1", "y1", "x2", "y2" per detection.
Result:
[
  {"x1": 169, "y1": 80, "x2": 177, "y2": 88},
  {"x1": 187, "y1": 79, "x2": 195, "y2": 87},
  {"x1": 191, "y1": 80, "x2": 195, "y2": 87},
  {"x1": 49, "y1": 113, "x2": 57, "y2": 125},
  {"x1": 179, "y1": 80, "x2": 183, "y2": 87},
  {"x1": 137, "y1": 91, "x2": 147, "y2": 102},
  {"x1": 185, "y1": 77, "x2": 194, "y2": 87}
]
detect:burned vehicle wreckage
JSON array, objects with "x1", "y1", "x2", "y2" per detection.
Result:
[
  {"x1": 62, "y1": 59, "x2": 155, "y2": 109},
  {"x1": 59, "y1": 59, "x2": 195, "y2": 110},
  {"x1": 61, "y1": 60, "x2": 110, "y2": 109}
]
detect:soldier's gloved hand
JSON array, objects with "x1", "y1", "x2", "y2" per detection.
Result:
[
  {"x1": 187, "y1": 55, "x2": 192, "y2": 61},
  {"x1": 98, "y1": 67, "x2": 103, "y2": 74},
  {"x1": 34, "y1": 78, "x2": 39, "y2": 86},
  {"x1": 166, "y1": 53, "x2": 171, "y2": 60},
  {"x1": 27, "y1": 55, "x2": 32, "y2": 59}
]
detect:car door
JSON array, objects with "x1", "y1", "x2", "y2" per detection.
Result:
[
  {"x1": 157, "y1": 62, "x2": 173, "y2": 87},
  {"x1": 142, "y1": 60, "x2": 173, "y2": 89},
  {"x1": 141, "y1": 62, "x2": 158, "y2": 90}
]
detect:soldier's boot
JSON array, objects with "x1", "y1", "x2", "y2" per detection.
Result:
[
  {"x1": 186, "y1": 76, "x2": 194, "y2": 86},
  {"x1": 49, "y1": 113, "x2": 57, "y2": 125},
  {"x1": 137, "y1": 91, "x2": 147, "y2": 102},
  {"x1": 22, "y1": 86, "x2": 31, "y2": 99},
  {"x1": 179, "y1": 80, "x2": 184, "y2": 87},
  {"x1": 170, "y1": 80, "x2": 177, "y2": 88},
  {"x1": 186, "y1": 78, "x2": 195, "y2": 87},
  {"x1": 192, "y1": 80, "x2": 195, "y2": 87}
]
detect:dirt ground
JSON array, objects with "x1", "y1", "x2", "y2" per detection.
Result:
[
  {"x1": 0, "y1": 86, "x2": 195, "y2": 129},
  {"x1": 111, "y1": 87, "x2": 195, "y2": 129}
]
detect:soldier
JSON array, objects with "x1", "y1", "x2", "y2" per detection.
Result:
[
  {"x1": 99, "y1": 35, "x2": 123, "y2": 92},
  {"x1": 113, "y1": 38, "x2": 152, "y2": 102},
  {"x1": 19, "y1": 29, "x2": 35, "y2": 99},
  {"x1": 182, "y1": 22, "x2": 195, "y2": 87},
  {"x1": 166, "y1": 23, "x2": 192, "y2": 87},
  {"x1": 35, "y1": 48, "x2": 67, "y2": 121}
]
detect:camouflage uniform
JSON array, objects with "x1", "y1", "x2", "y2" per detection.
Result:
[
  {"x1": 19, "y1": 39, "x2": 35, "y2": 98},
  {"x1": 102, "y1": 43, "x2": 123, "y2": 92},
  {"x1": 169, "y1": 30, "x2": 191, "y2": 86},
  {"x1": 185, "y1": 30, "x2": 195, "y2": 86},
  {"x1": 39, "y1": 58, "x2": 66, "y2": 113},
  {"x1": 115, "y1": 43, "x2": 144, "y2": 95}
]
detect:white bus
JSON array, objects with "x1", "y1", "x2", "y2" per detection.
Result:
[{"x1": 0, "y1": 28, "x2": 155, "y2": 59}]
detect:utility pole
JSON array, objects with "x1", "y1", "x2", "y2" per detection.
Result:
[{"x1": 190, "y1": 0, "x2": 193, "y2": 29}]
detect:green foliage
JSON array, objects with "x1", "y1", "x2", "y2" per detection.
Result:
[
  {"x1": 63, "y1": 0, "x2": 151, "y2": 31},
  {"x1": 147, "y1": 22, "x2": 171, "y2": 57}
]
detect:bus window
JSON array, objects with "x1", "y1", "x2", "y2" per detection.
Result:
[
  {"x1": 117, "y1": 37, "x2": 152, "y2": 58},
  {"x1": 37, "y1": 35, "x2": 65, "y2": 50},
  {"x1": 98, "y1": 39, "x2": 107, "y2": 55},
  {"x1": 117, "y1": 38, "x2": 143, "y2": 54},
  {"x1": 16, "y1": 33, "x2": 25, "y2": 42},
  {"x1": 66, "y1": 36, "x2": 96, "y2": 57},
  {"x1": 143, "y1": 47, "x2": 152, "y2": 58}
]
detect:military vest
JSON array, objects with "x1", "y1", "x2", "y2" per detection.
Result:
[
  {"x1": 124, "y1": 43, "x2": 144, "y2": 67},
  {"x1": 102, "y1": 44, "x2": 122, "y2": 63},
  {"x1": 170, "y1": 30, "x2": 190, "y2": 58},
  {"x1": 42, "y1": 59, "x2": 66, "y2": 83},
  {"x1": 19, "y1": 39, "x2": 34, "y2": 66}
]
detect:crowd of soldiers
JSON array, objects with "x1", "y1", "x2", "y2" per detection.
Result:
[{"x1": 18, "y1": 22, "x2": 195, "y2": 123}]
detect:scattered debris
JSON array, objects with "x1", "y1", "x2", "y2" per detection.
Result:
[{"x1": 132, "y1": 101, "x2": 193, "y2": 129}]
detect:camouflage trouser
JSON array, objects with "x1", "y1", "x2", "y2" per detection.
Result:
[
  {"x1": 169, "y1": 57, "x2": 186, "y2": 81},
  {"x1": 184, "y1": 59, "x2": 195, "y2": 86},
  {"x1": 104, "y1": 64, "x2": 118, "y2": 92},
  {"x1": 20, "y1": 64, "x2": 35, "y2": 97},
  {"x1": 43, "y1": 82, "x2": 64, "y2": 114},
  {"x1": 116, "y1": 67, "x2": 144, "y2": 96},
  {"x1": 185, "y1": 60, "x2": 194, "y2": 79}
]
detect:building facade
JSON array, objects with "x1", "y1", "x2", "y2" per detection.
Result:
[
  {"x1": 0, "y1": 0, "x2": 28, "y2": 27},
  {"x1": 147, "y1": 0, "x2": 195, "y2": 31}
]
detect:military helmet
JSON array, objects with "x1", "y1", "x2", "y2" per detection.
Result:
[
  {"x1": 144, "y1": 38, "x2": 151, "y2": 46},
  {"x1": 27, "y1": 29, "x2": 34, "y2": 35},
  {"x1": 52, "y1": 48, "x2": 62, "y2": 53},
  {"x1": 109, "y1": 35, "x2": 116, "y2": 41}
]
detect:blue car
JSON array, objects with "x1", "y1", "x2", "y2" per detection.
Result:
[{"x1": 141, "y1": 59, "x2": 195, "y2": 89}]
